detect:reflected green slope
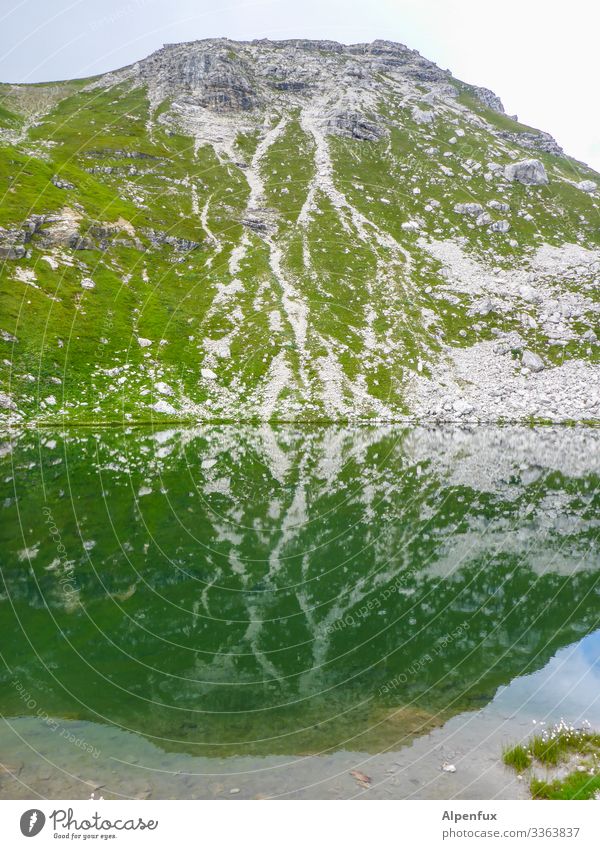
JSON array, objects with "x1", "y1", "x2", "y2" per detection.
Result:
[{"x1": 1, "y1": 425, "x2": 599, "y2": 755}]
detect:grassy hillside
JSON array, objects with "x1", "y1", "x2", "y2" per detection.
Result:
[{"x1": 1, "y1": 40, "x2": 598, "y2": 424}]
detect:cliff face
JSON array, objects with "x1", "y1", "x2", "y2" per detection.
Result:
[{"x1": 0, "y1": 38, "x2": 598, "y2": 424}]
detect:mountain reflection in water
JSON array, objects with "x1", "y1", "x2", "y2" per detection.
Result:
[{"x1": 1, "y1": 425, "x2": 599, "y2": 759}]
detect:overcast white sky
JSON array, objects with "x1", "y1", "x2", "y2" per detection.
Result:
[{"x1": 1, "y1": 0, "x2": 598, "y2": 170}]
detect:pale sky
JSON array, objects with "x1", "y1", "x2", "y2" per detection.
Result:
[{"x1": 1, "y1": 0, "x2": 598, "y2": 171}]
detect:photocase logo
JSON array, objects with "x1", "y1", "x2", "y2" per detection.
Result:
[{"x1": 19, "y1": 809, "x2": 46, "y2": 837}]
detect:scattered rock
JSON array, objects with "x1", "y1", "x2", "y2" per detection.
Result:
[
  {"x1": 327, "y1": 110, "x2": 386, "y2": 141},
  {"x1": 146, "y1": 228, "x2": 202, "y2": 252},
  {"x1": 470, "y1": 298, "x2": 496, "y2": 316},
  {"x1": 453, "y1": 399, "x2": 474, "y2": 416},
  {"x1": 401, "y1": 219, "x2": 422, "y2": 231},
  {"x1": 518, "y1": 284, "x2": 542, "y2": 303},
  {"x1": 494, "y1": 331, "x2": 525, "y2": 354},
  {"x1": 51, "y1": 175, "x2": 75, "y2": 190}
]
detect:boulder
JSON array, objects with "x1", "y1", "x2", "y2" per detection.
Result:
[
  {"x1": 453, "y1": 399, "x2": 474, "y2": 416},
  {"x1": 577, "y1": 180, "x2": 596, "y2": 193},
  {"x1": 151, "y1": 400, "x2": 177, "y2": 415},
  {"x1": 504, "y1": 159, "x2": 548, "y2": 185},
  {"x1": 454, "y1": 202, "x2": 484, "y2": 216},
  {"x1": 412, "y1": 107, "x2": 435, "y2": 125},
  {"x1": 0, "y1": 244, "x2": 26, "y2": 260},
  {"x1": 490, "y1": 219, "x2": 511, "y2": 233},
  {"x1": 522, "y1": 350, "x2": 544, "y2": 372},
  {"x1": 0, "y1": 392, "x2": 16, "y2": 411}
]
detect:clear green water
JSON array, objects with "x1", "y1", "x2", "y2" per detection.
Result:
[{"x1": 0, "y1": 425, "x2": 599, "y2": 798}]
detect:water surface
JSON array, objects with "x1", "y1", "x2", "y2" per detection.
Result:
[{"x1": 1, "y1": 425, "x2": 599, "y2": 798}]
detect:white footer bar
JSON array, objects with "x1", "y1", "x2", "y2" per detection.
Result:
[{"x1": 0, "y1": 799, "x2": 596, "y2": 848}]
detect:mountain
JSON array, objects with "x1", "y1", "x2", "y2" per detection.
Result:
[{"x1": 0, "y1": 38, "x2": 598, "y2": 424}]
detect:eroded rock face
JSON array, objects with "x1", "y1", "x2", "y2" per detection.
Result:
[
  {"x1": 134, "y1": 37, "x2": 450, "y2": 119},
  {"x1": 499, "y1": 130, "x2": 564, "y2": 158},
  {"x1": 139, "y1": 44, "x2": 260, "y2": 111},
  {"x1": 504, "y1": 159, "x2": 549, "y2": 185},
  {"x1": 145, "y1": 229, "x2": 202, "y2": 252},
  {"x1": 0, "y1": 215, "x2": 45, "y2": 259},
  {"x1": 0, "y1": 211, "x2": 143, "y2": 258}
]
